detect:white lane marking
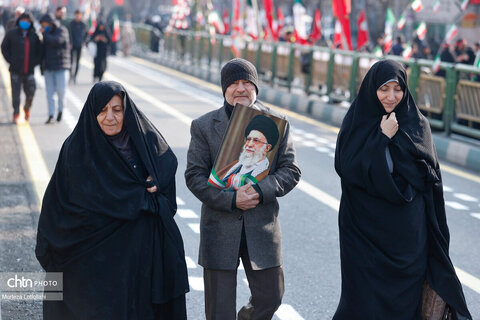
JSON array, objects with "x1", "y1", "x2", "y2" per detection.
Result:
[
  {"x1": 316, "y1": 137, "x2": 330, "y2": 144},
  {"x1": 176, "y1": 197, "x2": 185, "y2": 205},
  {"x1": 296, "y1": 180, "x2": 340, "y2": 212},
  {"x1": 302, "y1": 141, "x2": 316, "y2": 147},
  {"x1": 291, "y1": 127, "x2": 305, "y2": 134},
  {"x1": 108, "y1": 56, "x2": 223, "y2": 107},
  {"x1": 328, "y1": 153, "x2": 335, "y2": 158},
  {"x1": 453, "y1": 193, "x2": 478, "y2": 202},
  {"x1": 188, "y1": 223, "x2": 200, "y2": 234},
  {"x1": 471, "y1": 213, "x2": 480, "y2": 220},
  {"x1": 455, "y1": 267, "x2": 480, "y2": 295},
  {"x1": 275, "y1": 304, "x2": 305, "y2": 320},
  {"x1": 328, "y1": 143, "x2": 337, "y2": 149},
  {"x1": 443, "y1": 185, "x2": 453, "y2": 192},
  {"x1": 188, "y1": 276, "x2": 204, "y2": 291},
  {"x1": 445, "y1": 201, "x2": 469, "y2": 211},
  {"x1": 292, "y1": 135, "x2": 302, "y2": 142},
  {"x1": 303, "y1": 133, "x2": 317, "y2": 139},
  {"x1": 316, "y1": 147, "x2": 330, "y2": 153},
  {"x1": 177, "y1": 209, "x2": 199, "y2": 218},
  {"x1": 185, "y1": 256, "x2": 197, "y2": 269}
]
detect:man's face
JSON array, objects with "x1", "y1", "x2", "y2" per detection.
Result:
[
  {"x1": 238, "y1": 130, "x2": 271, "y2": 167},
  {"x1": 225, "y1": 80, "x2": 256, "y2": 107},
  {"x1": 74, "y1": 12, "x2": 83, "y2": 21}
]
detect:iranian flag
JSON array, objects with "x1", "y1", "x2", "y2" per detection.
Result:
[
  {"x1": 432, "y1": 54, "x2": 441, "y2": 73},
  {"x1": 222, "y1": 9, "x2": 230, "y2": 34},
  {"x1": 411, "y1": 0, "x2": 423, "y2": 12},
  {"x1": 373, "y1": 46, "x2": 383, "y2": 57},
  {"x1": 475, "y1": 53, "x2": 480, "y2": 68},
  {"x1": 356, "y1": 9, "x2": 368, "y2": 50},
  {"x1": 433, "y1": 0, "x2": 440, "y2": 13},
  {"x1": 403, "y1": 44, "x2": 413, "y2": 59},
  {"x1": 245, "y1": 0, "x2": 259, "y2": 40},
  {"x1": 333, "y1": 20, "x2": 342, "y2": 48},
  {"x1": 416, "y1": 22, "x2": 427, "y2": 40},
  {"x1": 332, "y1": 0, "x2": 353, "y2": 50},
  {"x1": 263, "y1": 0, "x2": 277, "y2": 41},
  {"x1": 88, "y1": 10, "x2": 97, "y2": 35},
  {"x1": 277, "y1": 7, "x2": 285, "y2": 36},
  {"x1": 445, "y1": 24, "x2": 458, "y2": 43},
  {"x1": 112, "y1": 14, "x2": 120, "y2": 42},
  {"x1": 384, "y1": 8, "x2": 395, "y2": 54},
  {"x1": 397, "y1": 14, "x2": 406, "y2": 30},
  {"x1": 208, "y1": 10, "x2": 225, "y2": 35},
  {"x1": 461, "y1": 0, "x2": 469, "y2": 10},
  {"x1": 293, "y1": 0, "x2": 309, "y2": 44},
  {"x1": 231, "y1": 0, "x2": 243, "y2": 57}
]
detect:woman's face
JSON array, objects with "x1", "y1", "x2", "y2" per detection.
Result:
[
  {"x1": 376, "y1": 81, "x2": 403, "y2": 113},
  {"x1": 97, "y1": 95, "x2": 124, "y2": 136}
]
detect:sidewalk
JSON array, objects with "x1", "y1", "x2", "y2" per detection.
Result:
[
  {"x1": 0, "y1": 59, "x2": 43, "y2": 320},
  {"x1": 134, "y1": 49, "x2": 480, "y2": 173}
]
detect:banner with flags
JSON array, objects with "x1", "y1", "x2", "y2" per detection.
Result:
[
  {"x1": 245, "y1": 0, "x2": 259, "y2": 40},
  {"x1": 356, "y1": 9, "x2": 368, "y2": 50},
  {"x1": 411, "y1": 0, "x2": 423, "y2": 12},
  {"x1": 332, "y1": 0, "x2": 353, "y2": 50},
  {"x1": 384, "y1": 8, "x2": 395, "y2": 54},
  {"x1": 293, "y1": 0, "x2": 309, "y2": 44},
  {"x1": 416, "y1": 22, "x2": 426, "y2": 40},
  {"x1": 309, "y1": 9, "x2": 322, "y2": 44}
]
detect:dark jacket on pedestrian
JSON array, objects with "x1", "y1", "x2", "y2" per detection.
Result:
[
  {"x1": 40, "y1": 13, "x2": 70, "y2": 71},
  {"x1": 69, "y1": 19, "x2": 87, "y2": 49},
  {"x1": 1, "y1": 12, "x2": 41, "y2": 75}
]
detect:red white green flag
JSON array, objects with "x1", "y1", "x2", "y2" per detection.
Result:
[
  {"x1": 445, "y1": 24, "x2": 458, "y2": 43},
  {"x1": 293, "y1": 0, "x2": 308, "y2": 44},
  {"x1": 411, "y1": 0, "x2": 423, "y2": 12},
  {"x1": 384, "y1": 8, "x2": 395, "y2": 53},
  {"x1": 373, "y1": 46, "x2": 383, "y2": 57},
  {"x1": 397, "y1": 14, "x2": 406, "y2": 30},
  {"x1": 245, "y1": 0, "x2": 258, "y2": 40},
  {"x1": 433, "y1": 0, "x2": 440, "y2": 13},
  {"x1": 356, "y1": 9, "x2": 368, "y2": 50},
  {"x1": 309, "y1": 9, "x2": 322, "y2": 44},
  {"x1": 402, "y1": 44, "x2": 413, "y2": 59},
  {"x1": 461, "y1": 0, "x2": 469, "y2": 10},
  {"x1": 231, "y1": 0, "x2": 244, "y2": 57},
  {"x1": 277, "y1": 7, "x2": 285, "y2": 37},
  {"x1": 432, "y1": 54, "x2": 441, "y2": 73},
  {"x1": 88, "y1": 10, "x2": 97, "y2": 35},
  {"x1": 416, "y1": 22, "x2": 427, "y2": 40},
  {"x1": 263, "y1": 0, "x2": 277, "y2": 41},
  {"x1": 112, "y1": 14, "x2": 120, "y2": 42}
]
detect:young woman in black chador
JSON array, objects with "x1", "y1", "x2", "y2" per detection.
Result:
[
  {"x1": 36, "y1": 81, "x2": 189, "y2": 319},
  {"x1": 334, "y1": 60, "x2": 471, "y2": 320}
]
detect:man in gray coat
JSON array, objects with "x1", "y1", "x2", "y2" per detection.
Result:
[{"x1": 185, "y1": 58, "x2": 301, "y2": 320}]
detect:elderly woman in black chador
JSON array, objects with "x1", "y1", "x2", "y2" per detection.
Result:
[
  {"x1": 35, "y1": 81, "x2": 189, "y2": 319},
  {"x1": 333, "y1": 60, "x2": 471, "y2": 320}
]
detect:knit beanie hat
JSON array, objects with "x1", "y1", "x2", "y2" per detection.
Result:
[{"x1": 221, "y1": 58, "x2": 259, "y2": 96}]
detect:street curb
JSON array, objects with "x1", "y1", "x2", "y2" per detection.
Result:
[{"x1": 134, "y1": 50, "x2": 480, "y2": 173}]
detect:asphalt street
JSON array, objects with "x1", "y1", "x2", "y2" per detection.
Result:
[{"x1": 0, "y1": 52, "x2": 479, "y2": 319}]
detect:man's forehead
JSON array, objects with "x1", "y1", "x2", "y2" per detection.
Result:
[{"x1": 247, "y1": 130, "x2": 266, "y2": 139}]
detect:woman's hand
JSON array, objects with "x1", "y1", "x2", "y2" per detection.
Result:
[
  {"x1": 380, "y1": 112, "x2": 399, "y2": 139},
  {"x1": 146, "y1": 176, "x2": 158, "y2": 193}
]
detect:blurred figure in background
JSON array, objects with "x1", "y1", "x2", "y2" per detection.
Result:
[
  {"x1": 69, "y1": 9, "x2": 87, "y2": 84},
  {"x1": 455, "y1": 38, "x2": 475, "y2": 65},
  {"x1": 121, "y1": 15, "x2": 135, "y2": 57},
  {"x1": 435, "y1": 43, "x2": 455, "y2": 78},
  {"x1": 1, "y1": 11, "x2": 42, "y2": 123},
  {"x1": 40, "y1": 13, "x2": 71, "y2": 124},
  {"x1": 5, "y1": 6, "x2": 24, "y2": 32},
  {"x1": 391, "y1": 36, "x2": 404, "y2": 56},
  {"x1": 91, "y1": 20, "x2": 111, "y2": 82}
]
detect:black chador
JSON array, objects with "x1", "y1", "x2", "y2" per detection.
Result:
[
  {"x1": 36, "y1": 81, "x2": 189, "y2": 319},
  {"x1": 333, "y1": 60, "x2": 471, "y2": 320}
]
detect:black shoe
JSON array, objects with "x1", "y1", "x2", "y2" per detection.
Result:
[
  {"x1": 56, "y1": 112, "x2": 63, "y2": 122},
  {"x1": 45, "y1": 116, "x2": 54, "y2": 124}
]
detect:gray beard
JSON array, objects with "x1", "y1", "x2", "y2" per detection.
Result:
[{"x1": 238, "y1": 144, "x2": 266, "y2": 168}]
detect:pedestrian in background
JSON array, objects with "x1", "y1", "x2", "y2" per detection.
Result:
[
  {"x1": 1, "y1": 11, "x2": 41, "y2": 123},
  {"x1": 185, "y1": 58, "x2": 301, "y2": 320},
  {"x1": 35, "y1": 81, "x2": 189, "y2": 320},
  {"x1": 40, "y1": 13, "x2": 70, "y2": 124},
  {"x1": 455, "y1": 38, "x2": 476, "y2": 65},
  {"x1": 435, "y1": 43, "x2": 455, "y2": 78},
  {"x1": 5, "y1": 6, "x2": 24, "y2": 32},
  {"x1": 333, "y1": 59, "x2": 471, "y2": 319},
  {"x1": 69, "y1": 9, "x2": 87, "y2": 84},
  {"x1": 121, "y1": 16, "x2": 135, "y2": 57},
  {"x1": 90, "y1": 20, "x2": 110, "y2": 82}
]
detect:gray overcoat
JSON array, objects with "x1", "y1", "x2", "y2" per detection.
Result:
[{"x1": 185, "y1": 102, "x2": 301, "y2": 270}]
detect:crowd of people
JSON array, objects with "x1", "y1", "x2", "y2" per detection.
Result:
[{"x1": 0, "y1": 5, "x2": 137, "y2": 124}]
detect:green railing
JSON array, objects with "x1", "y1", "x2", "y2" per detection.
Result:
[{"x1": 132, "y1": 25, "x2": 480, "y2": 140}]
